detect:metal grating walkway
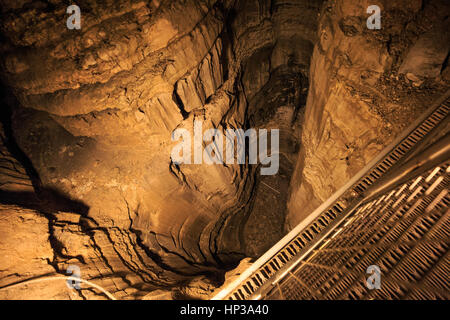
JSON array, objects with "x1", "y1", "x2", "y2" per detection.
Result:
[{"x1": 267, "y1": 162, "x2": 449, "y2": 299}]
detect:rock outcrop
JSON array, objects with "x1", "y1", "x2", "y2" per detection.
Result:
[
  {"x1": 0, "y1": 0, "x2": 320, "y2": 298},
  {"x1": 286, "y1": 0, "x2": 450, "y2": 229}
]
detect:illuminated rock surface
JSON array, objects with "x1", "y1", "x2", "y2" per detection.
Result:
[{"x1": 0, "y1": 0, "x2": 448, "y2": 299}]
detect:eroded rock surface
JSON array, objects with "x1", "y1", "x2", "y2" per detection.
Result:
[
  {"x1": 0, "y1": 0, "x2": 319, "y2": 298},
  {"x1": 0, "y1": 0, "x2": 448, "y2": 299},
  {"x1": 286, "y1": 0, "x2": 450, "y2": 229}
]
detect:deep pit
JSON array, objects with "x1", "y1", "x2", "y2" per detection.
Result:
[{"x1": 0, "y1": 0, "x2": 448, "y2": 299}]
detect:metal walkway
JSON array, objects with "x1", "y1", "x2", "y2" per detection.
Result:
[{"x1": 212, "y1": 90, "x2": 450, "y2": 300}]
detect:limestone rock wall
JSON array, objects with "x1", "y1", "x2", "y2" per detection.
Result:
[
  {"x1": 286, "y1": 0, "x2": 450, "y2": 228},
  {"x1": 2, "y1": 0, "x2": 447, "y2": 300},
  {"x1": 0, "y1": 0, "x2": 321, "y2": 298}
]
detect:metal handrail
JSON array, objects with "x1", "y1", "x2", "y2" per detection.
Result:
[{"x1": 211, "y1": 89, "x2": 450, "y2": 300}]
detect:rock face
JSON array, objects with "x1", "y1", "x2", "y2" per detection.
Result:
[
  {"x1": 286, "y1": 0, "x2": 450, "y2": 229},
  {"x1": 0, "y1": 0, "x2": 448, "y2": 299},
  {"x1": 0, "y1": 0, "x2": 319, "y2": 298}
]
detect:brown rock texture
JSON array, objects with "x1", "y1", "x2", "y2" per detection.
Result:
[
  {"x1": 0, "y1": 0, "x2": 319, "y2": 298},
  {"x1": 286, "y1": 0, "x2": 450, "y2": 229},
  {"x1": 0, "y1": 0, "x2": 448, "y2": 299}
]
